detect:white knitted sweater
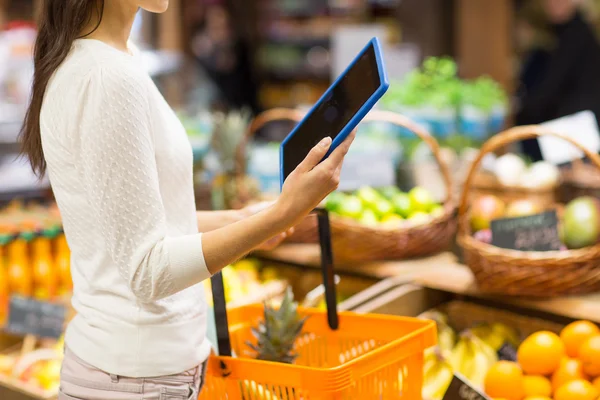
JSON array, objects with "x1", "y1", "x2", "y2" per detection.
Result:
[{"x1": 40, "y1": 39, "x2": 211, "y2": 377}]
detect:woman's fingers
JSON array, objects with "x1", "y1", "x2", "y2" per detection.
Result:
[
  {"x1": 296, "y1": 136, "x2": 332, "y2": 173},
  {"x1": 318, "y1": 129, "x2": 356, "y2": 172}
]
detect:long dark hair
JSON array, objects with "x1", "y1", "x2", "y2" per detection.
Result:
[{"x1": 20, "y1": 0, "x2": 104, "y2": 177}]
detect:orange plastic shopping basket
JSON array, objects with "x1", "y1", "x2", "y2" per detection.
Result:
[{"x1": 200, "y1": 209, "x2": 437, "y2": 399}]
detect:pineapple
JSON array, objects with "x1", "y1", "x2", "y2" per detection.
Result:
[
  {"x1": 246, "y1": 287, "x2": 308, "y2": 364},
  {"x1": 210, "y1": 108, "x2": 260, "y2": 210}
]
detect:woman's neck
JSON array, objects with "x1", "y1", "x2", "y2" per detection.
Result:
[{"x1": 81, "y1": 2, "x2": 138, "y2": 53}]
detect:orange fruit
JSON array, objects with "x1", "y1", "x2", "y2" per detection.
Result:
[
  {"x1": 524, "y1": 397, "x2": 552, "y2": 400},
  {"x1": 560, "y1": 321, "x2": 600, "y2": 358},
  {"x1": 554, "y1": 379, "x2": 599, "y2": 400},
  {"x1": 523, "y1": 375, "x2": 552, "y2": 397},
  {"x1": 580, "y1": 335, "x2": 600, "y2": 377},
  {"x1": 484, "y1": 361, "x2": 525, "y2": 400},
  {"x1": 518, "y1": 331, "x2": 566, "y2": 375},
  {"x1": 593, "y1": 376, "x2": 600, "y2": 392},
  {"x1": 552, "y1": 358, "x2": 589, "y2": 391}
]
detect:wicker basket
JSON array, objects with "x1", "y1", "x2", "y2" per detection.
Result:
[
  {"x1": 559, "y1": 160, "x2": 600, "y2": 203},
  {"x1": 470, "y1": 170, "x2": 559, "y2": 209},
  {"x1": 244, "y1": 108, "x2": 457, "y2": 263},
  {"x1": 458, "y1": 125, "x2": 600, "y2": 297}
]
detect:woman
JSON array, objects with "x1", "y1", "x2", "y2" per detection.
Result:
[{"x1": 20, "y1": 1, "x2": 353, "y2": 398}]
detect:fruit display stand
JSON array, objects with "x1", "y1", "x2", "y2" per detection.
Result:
[
  {"x1": 0, "y1": 337, "x2": 63, "y2": 400},
  {"x1": 340, "y1": 268, "x2": 600, "y2": 400},
  {"x1": 458, "y1": 125, "x2": 600, "y2": 297},
  {"x1": 470, "y1": 167, "x2": 559, "y2": 210}
]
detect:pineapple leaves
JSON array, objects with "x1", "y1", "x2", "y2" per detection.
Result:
[{"x1": 246, "y1": 287, "x2": 308, "y2": 364}]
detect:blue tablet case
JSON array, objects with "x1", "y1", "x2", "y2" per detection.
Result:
[{"x1": 279, "y1": 37, "x2": 389, "y2": 189}]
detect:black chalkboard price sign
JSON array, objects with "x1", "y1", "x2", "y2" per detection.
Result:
[
  {"x1": 443, "y1": 373, "x2": 491, "y2": 400},
  {"x1": 5, "y1": 296, "x2": 66, "y2": 339},
  {"x1": 490, "y1": 210, "x2": 561, "y2": 252}
]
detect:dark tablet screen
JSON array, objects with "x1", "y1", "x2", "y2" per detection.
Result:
[{"x1": 282, "y1": 43, "x2": 381, "y2": 181}]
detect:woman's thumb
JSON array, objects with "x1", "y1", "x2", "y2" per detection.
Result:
[{"x1": 297, "y1": 137, "x2": 332, "y2": 172}]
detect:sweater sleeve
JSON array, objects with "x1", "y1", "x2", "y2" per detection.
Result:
[{"x1": 77, "y1": 65, "x2": 211, "y2": 302}]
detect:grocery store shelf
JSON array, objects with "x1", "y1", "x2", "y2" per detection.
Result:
[
  {"x1": 0, "y1": 187, "x2": 52, "y2": 203},
  {"x1": 414, "y1": 264, "x2": 600, "y2": 324},
  {"x1": 265, "y1": 35, "x2": 330, "y2": 48},
  {"x1": 255, "y1": 244, "x2": 459, "y2": 279}
]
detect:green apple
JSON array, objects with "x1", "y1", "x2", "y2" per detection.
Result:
[
  {"x1": 356, "y1": 186, "x2": 382, "y2": 209},
  {"x1": 337, "y1": 196, "x2": 363, "y2": 219},
  {"x1": 392, "y1": 193, "x2": 412, "y2": 218},
  {"x1": 409, "y1": 187, "x2": 435, "y2": 213},
  {"x1": 408, "y1": 211, "x2": 430, "y2": 225},
  {"x1": 381, "y1": 214, "x2": 404, "y2": 227},
  {"x1": 430, "y1": 204, "x2": 444, "y2": 218},
  {"x1": 379, "y1": 186, "x2": 401, "y2": 200},
  {"x1": 324, "y1": 192, "x2": 346, "y2": 212},
  {"x1": 373, "y1": 198, "x2": 394, "y2": 219},
  {"x1": 359, "y1": 209, "x2": 379, "y2": 226}
]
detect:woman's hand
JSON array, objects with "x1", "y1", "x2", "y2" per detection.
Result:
[
  {"x1": 275, "y1": 131, "x2": 355, "y2": 226},
  {"x1": 242, "y1": 201, "x2": 294, "y2": 250},
  {"x1": 201, "y1": 131, "x2": 354, "y2": 275}
]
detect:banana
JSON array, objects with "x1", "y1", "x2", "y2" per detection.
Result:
[
  {"x1": 437, "y1": 322, "x2": 457, "y2": 357},
  {"x1": 422, "y1": 347, "x2": 454, "y2": 400},
  {"x1": 419, "y1": 310, "x2": 450, "y2": 326},
  {"x1": 471, "y1": 322, "x2": 521, "y2": 352},
  {"x1": 472, "y1": 323, "x2": 505, "y2": 351},
  {"x1": 491, "y1": 322, "x2": 520, "y2": 348},
  {"x1": 419, "y1": 310, "x2": 456, "y2": 357},
  {"x1": 450, "y1": 331, "x2": 498, "y2": 389}
]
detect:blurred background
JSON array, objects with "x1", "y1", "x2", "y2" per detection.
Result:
[{"x1": 2, "y1": 0, "x2": 600, "y2": 204}]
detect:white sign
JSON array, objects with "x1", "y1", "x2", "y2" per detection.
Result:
[{"x1": 539, "y1": 111, "x2": 600, "y2": 165}]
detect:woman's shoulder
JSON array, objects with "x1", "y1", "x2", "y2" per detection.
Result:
[{"x1": 50, "y1": 43, "x2": 150, "y2": 98}]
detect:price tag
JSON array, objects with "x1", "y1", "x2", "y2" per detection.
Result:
[
  {"x1": 491, "y1": 211, "x2": 561, "y2": 252},
  {"x1": 443, "y1": 373, "x2": 491, "y2": 400},
  {"x1": 5, "y1": 296, "x2": 66, "y2": 339},
  {"x1": 539, "y1": 111, "x2": 600, "y2": 165}
]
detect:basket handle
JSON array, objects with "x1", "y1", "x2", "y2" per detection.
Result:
[
  {"x1": 211, "y1": 208, "x2": 338, "y2": 358},
  {"x1": 363, "y1": 109, "x2": 453, "y2": 204},
  {"x1": 235, "y1": 108, "x2": 306, "y2": 176},
  {"x1": 237, "y1": 108, "x2": 453, "y2": 203},
  {"x1": 458, "y1": 125, "x2": 600, "y2": 221}
]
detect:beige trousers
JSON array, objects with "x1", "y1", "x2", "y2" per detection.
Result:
[{"x1": 58, "y1": 348, "x2": 206, "y2": 400}]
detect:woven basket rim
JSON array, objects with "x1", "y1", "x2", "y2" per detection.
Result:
[
  {"x1": 472, "y1": 171, "x2": 559, "y2": 194},
  {"x1": 561, "y1": 168, "x2": 600, "y2": 189},
  {"x1": 458, "y1": 232, "x2": 600, "y2": 263}
]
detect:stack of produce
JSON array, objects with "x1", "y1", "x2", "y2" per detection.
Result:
[
  {"x1": 481, "y1": 153, "x2": 560, "y2": 191},
  {"x1": 0, "y1": 201, "x2": 71, "y2": 326},
  {"x1": 324, "y1": 186, "x2": 444, "y2": 227},
  {"x1": 470, "y1": 194, "x2": 600, "y2": 251},
  {"x1": 484, "y1": 320, "x2": 600, "y2": 400},
  {"x1": 379, "y1": 57, "x2": 508, "y2": 141},
  {"x1": 419, "y1": 310, "x2": 521, "y2": 399},
  {"x1": 0, "y1": 335, "x2": 64, "y2": 395},
  {"x1": 203, "y1": 258, "x2": 285, "y2": 306}
]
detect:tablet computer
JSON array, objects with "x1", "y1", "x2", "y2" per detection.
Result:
[{"x1": 280, "y1": 37, "x2": 389, "y2": 188}]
